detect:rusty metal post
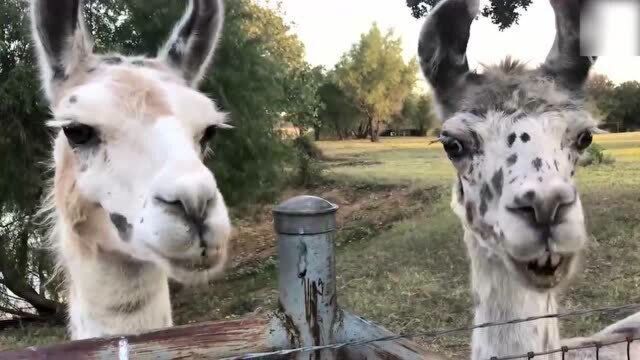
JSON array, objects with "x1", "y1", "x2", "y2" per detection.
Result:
[{"x1": 274, "y1": 195, "x2": 339, "y2": 360}]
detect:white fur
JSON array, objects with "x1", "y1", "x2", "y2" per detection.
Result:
[{"x1": 31, "y1": 0, "x2": 229, "y2": 339}]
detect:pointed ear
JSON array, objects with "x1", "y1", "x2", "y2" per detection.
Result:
[
  {"x1": 540, "y1": 0, "x2": 596, "y2": 91},
  {"x1": 159, "y1": 0, "x2": 224, "y2": 88},
  {"x1": 418, "y1": 0, "x2": 478, "y2": 114},
  {"x1": 31, "y1": 0, "x2": 92, "y2": 102}
]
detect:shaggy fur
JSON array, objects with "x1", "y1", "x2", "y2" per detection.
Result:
[
  {"x1": 419, "y1": 0, "x2": 639, "y2": 358},
  {"x1": 31, "y1": 0, "x2": 232, "y2": 340}
]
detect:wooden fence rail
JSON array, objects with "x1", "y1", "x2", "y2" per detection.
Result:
[{"x1": 0, "y1": 196, "x2": 446, "y2": 360}]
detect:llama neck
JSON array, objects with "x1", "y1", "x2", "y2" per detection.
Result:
[
  {"x1": 61, "y1": 231, "x2": 173, "y2": 340},
  {"x1": 465, "y1": 232, "x2": 560, "y2": 360}
]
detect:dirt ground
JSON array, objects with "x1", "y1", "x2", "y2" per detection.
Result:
[{"x1": 228, "y1": 181, "x2": 443, "y2": 271}]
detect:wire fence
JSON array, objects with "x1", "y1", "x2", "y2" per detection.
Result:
[{"x1": 233, "y1": 303, "x2": 640, "y2": 360}]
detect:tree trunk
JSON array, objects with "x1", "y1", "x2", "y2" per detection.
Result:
[
  {"x1": 313, "y1": 125, "x2": 320, "y2": 141},
  {"x1": 369, "y1": 118, "x2": 380, "y2": 142},
  {"x1": 355, "y1": 120, "x2": 369, "y2": 139}
]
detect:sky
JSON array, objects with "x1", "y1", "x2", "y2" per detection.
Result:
[{"x1": 278, "y1": 0, "x2": 640, "y2": 89}]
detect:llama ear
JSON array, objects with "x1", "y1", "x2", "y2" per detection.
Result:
[
  {"x1": 541, "y1": 0, "x2": 596, "y2": 91},
  {"x1": 31, "y1": 0, "x2": 92, "y2": 102},
  {"x1": 159, "y1": 0, "x2": 224, "y2": 88},
  {"x1": 418, "y1": 0, "x2": 478, "y2": 113}
]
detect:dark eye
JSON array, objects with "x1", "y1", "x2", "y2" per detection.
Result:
[
  {"x1": 63, "y1": 124, "x2": 98, "y2": 147},
  {"x1": 576, "y1": 130, "x2": 593, "y2": 151},
  {"x1": 442, "y1": 137, "x2": 467, "y2": 160},
  {"x1": 200, "y1": 125, "x2": 217, "y2": 148}
]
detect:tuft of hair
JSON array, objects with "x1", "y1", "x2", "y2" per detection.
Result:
[
  {"x1": 35, "y1": 164, "x2": 65, "y2": 291},
  {"x1": 481, "y1": 56, "x2": 529, "y2": 76}
]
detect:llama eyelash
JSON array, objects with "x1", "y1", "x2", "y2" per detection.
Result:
[
  {"x1": 202, "y1": 145, "x2": 214, "y2": 159},
  {"x1": 46, "y1": 118, "x2": 76, "y2": 128}
]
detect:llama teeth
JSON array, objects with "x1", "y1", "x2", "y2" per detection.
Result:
[
  {"x1": 537, "y1": 254, "x2": 549, "y2": 267},
  {"x1": 550, "y1": 254, "x2": 561, "y2": 267}
]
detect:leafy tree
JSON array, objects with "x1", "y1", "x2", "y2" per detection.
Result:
[
  {"x1": 406, "y1": 0, "x2": 532, "y2": 30},
  {"x1": 391, "y1": 92, "x2": 435, "y2": 136},
  {"x1": 608, "y1": 81, "x2": 640, "y2": 131},
  {"x1": 0, "y1": 0, "x2": 62, "y2": 323},
  {"x1": 334, "y1": 24, "x2": 418, "y2": 142},
  {"x1": 585, "y1": 74, "x2": 618, "y2": 130},
  {"x1": 317, "y1": 78, "x2": 365, "y2": 140},
  {"x1": 282, "y1": 65, "x2": 326, "y2": 140}
]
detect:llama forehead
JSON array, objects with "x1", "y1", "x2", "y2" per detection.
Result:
[
  {"x1": 443, "y1": 76, "x2": 597, "y2": 159},
  {"x1": 55, "y1": 62, "x2": 222, "y2": 131},
  {"x1": 458, "y1": 71, "x2": 577, "y2": 116}
]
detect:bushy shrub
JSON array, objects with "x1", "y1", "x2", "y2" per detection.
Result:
[
  {"x1": 579, "y1": 143, "x2": 615, "y2": 167},
  {"x1": 292, "y1": 135, "x2": 325, "y2": 186}
]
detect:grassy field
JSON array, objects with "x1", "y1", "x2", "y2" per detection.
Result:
[
  {"x1": 1, "y1": 133, "x2": 639, "y2": 358},
  {"x1": 323, "y1": 132, "x2": 640, "y2": 356}
]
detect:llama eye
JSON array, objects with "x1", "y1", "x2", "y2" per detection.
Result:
[
  {"x1": 63, "y1": 124, "x2": 98, "y2": 148},
  {"x1": 575, "y1": 130, "x2": 592, "y2": 151},
  {"x1": 442, "y1": 137, "x2": 467, "y2": 160},
  {"x1": 200, "y1": 125, "x2": 217, "y2": 147}
]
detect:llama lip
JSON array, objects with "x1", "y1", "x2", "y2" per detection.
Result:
[
  {"x1": 168, "y1": 257, "x2": 216, "y2": 272},
  {"x1": 510, "y1": 251, "x2": 574, "y2": 289},
  {"x1": 145, "y1": 242, "x2": 221, "y2": 272}
]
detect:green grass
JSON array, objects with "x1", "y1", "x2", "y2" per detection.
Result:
[
  {"x1": 2, "y1": 132, "x2": 639, "y2": 358},
  {"x1": 323, "y1": 137, "x2": 453, "y2": 187},
  {"x1": 317, "y1": 132, "x2": 640, "y2": 357}
]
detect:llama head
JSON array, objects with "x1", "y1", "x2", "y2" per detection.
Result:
[
  {"x1": 32, "y1": 0, "x2": 231, "y2": 284},
  {"x1": 419, "y1": 0, "x2": 597, "y2": 290}
]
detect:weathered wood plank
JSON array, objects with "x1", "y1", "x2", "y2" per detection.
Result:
[
  {"x1": 336, "y1": 311, "x2": 449, "y2": 360},
  {"x1": 0, "y1": 316, "x2": 275, "y2": 360}
]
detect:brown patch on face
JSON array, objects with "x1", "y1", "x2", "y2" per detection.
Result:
[
  {"x1": 109, "y1": 69, "x2": 173, "y2": 119},
  {"x1": 54, "y1": 145, "x2": 105, "y2": 255}
]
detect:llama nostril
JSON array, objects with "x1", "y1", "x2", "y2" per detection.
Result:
[
  {"x1": 509, "y1": 205, "x2": 537, "y2": 224},
  {"x1": 509, "y1": 187, "x2": 576, "y2": 226},
  {"x1": 154, "y1": 196, "x2": 185, "y2": 212},
  {"x1": 154, "y1": 195, "x2": 213, "y2": 227}
]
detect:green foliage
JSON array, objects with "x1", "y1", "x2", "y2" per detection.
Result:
[
  {"x1": 586, "y1": 74, "x2": 640, "y2": 132},
  {"x1": 292, "y1": 135, "x2": 325, "y2": 186},
  {"x1": 391, "y1": 92, "x2": 435, "y2": 136},
  {"x1": 579, "y1": 143, "x2": 615, "y2": 167},
  {"x1": 204, "y1": 0, "x2": 305, "y2": 205},
  {"x1": 334, "y1": 24, "x2": 418, "y2": 141},
  {"x1": 317, "y1": 77, "x2": 365, "y2": 140},
  {"x1": 406, "y1": 0, "x2": 533, "y2": 30},
  {"x1": 282, "y1": 65, "x2": 325, "y2": 137},
  {"x1": 608, "y1": 81, "x2": 640, "y2": 131}
]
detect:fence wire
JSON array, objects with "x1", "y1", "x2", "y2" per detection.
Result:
[
  {"x1": 490, "y1": 336, "x2": 637, "y2": 359},
  {"x1": 233, "y1": 303, "x2": 640, "y2": 360}
]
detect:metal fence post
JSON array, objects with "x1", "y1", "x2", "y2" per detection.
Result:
[{"x1": 274, "y1": 195, "x2": 339, "y2": 360}]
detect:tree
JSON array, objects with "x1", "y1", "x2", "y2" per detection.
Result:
[
  {"x1": 406, "y1": 0, "x2": 532, "y2": 30},
  {"x1": 585, "y1": 74, "x2": 618, "y2": 131},
  {"x1": 608, "y1": 81, "x2": 640, "y2": 131},
  {"x1": 282, "y1": 65, "x2": 326, "y2": 140},
  {"x1": 0, "y1": 0, "x2": 63, "y2": 323},
  {"x1": 334, "y1": 24, "x2": 418, "y2": 142},
  {"x1": 392, "y1": 92, "x2": 436, "y2": 136},
  {"x1": 317, "y1": 78, "x2": 365, "y2": 140}
]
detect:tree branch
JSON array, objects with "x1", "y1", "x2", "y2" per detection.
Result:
[{"x1": 0, "y1": 305, "x2": 38, "y2": 319}]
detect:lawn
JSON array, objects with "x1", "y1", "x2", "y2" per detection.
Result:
[
  {"x1": 1, "y1": 133, "x2": 639, "y2": 359},
  {"x1": 321, "y1": 133, "x2": 640, "y2": 357}
]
